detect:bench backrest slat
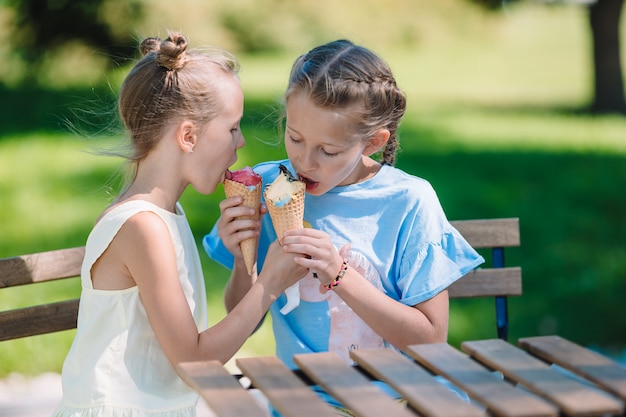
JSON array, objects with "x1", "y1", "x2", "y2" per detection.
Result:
[
  {"x1": 0, "y1": 299, "x2": 79, "y2": 341},
  {"x1": 448, "y1": 267, "x2": 522, "y2": 298},
  {"x1": 0, "y1": 247, "x2": 85, "y2": 287},
  {"x1": 450, "y1": 218, "x2": 520, "y2": 248}
]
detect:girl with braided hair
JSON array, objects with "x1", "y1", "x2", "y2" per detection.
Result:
[
  {"x1": 204, "y1": 39, "x2": 484, "y2": 414},
  {"x1": 53, "y1": 32, "x2": 306, "y2": 417}
]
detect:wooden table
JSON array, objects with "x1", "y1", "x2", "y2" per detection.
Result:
[{"x1": 178, "y1": 335, "x2": 626, "y2": 417}]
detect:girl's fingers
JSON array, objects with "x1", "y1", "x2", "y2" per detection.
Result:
[
  {"x1": 219, "y1": 196, "x2": 258, "y2": 220},
  {"x1": 225, "y1": 206, "x2": 257, "y2": 220},
  {"x1": 286, "y1": 242, "x2": 343, "y2": 282},
  {"x1": 280, "y1": 230, "x2": 346, "y2": 281},
  {"x1": 281, "y1": 241, "x2": 323, "y2": 261},
  {"x1": 283, "y1": 227, "x2": 324, "y2": 239},
  {"x1": 281, "y1": 228, "x2": 331, "y2": 247},
  {"x1": 219, "y1": 219, "x2": 260, "y2": 242},
  {"x1": 291, "y1": 254, "x2": 313, "y2": 267},
  {"x1": 218, "y1": 196, "x2": 243, "y2": 211}
]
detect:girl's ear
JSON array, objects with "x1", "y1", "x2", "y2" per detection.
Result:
[
  {"x1": 363, "y1": 129, "x2": 390, "y2": 156},
  {"x1": 177, "y1": 120, "x2": 197, "y2": 153}
]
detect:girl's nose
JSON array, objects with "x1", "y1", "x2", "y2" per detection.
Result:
[
  {"x1": 237, "y1": 132, "x2": 246, "y2": 149},
  {"x1": 299, "y1": 148, "x2": 317, "y2": 170}
]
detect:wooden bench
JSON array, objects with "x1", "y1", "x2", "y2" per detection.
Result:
[
  {"x1": 0, "y1": 217, "x2": 520, "y2": 342},
  {"x1": 0, "y1": 246, "x2": 85, "y2": 341},
  {"x1": 448, "y1": 218, "x2": 521, "y2": 341}
]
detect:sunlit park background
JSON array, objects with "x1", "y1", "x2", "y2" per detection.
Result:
[{"x1": 1, "y1": 0, "x2": 626, "y2": 377}]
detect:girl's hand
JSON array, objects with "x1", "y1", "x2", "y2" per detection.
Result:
[
  {"x1": 281, "y1": 228, "x2": 345, "y2": 288},
  {"x1": 258, "y1": 240, "x2": 309, "y2": 296},
  {"x1": 216, "y1": 196, "x2": 264, "y2": 259}
]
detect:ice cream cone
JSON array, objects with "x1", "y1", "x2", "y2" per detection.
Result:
[
  {"x1": 224, "y1": 179, "x2": 262, "y2": 275},
  {"x1": 265, "y1": 182, "x2": 305, "y2": 244}
]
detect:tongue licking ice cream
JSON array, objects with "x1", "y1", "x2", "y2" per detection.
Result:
[
  {"x1": 264, "y1": 164, "x2": 305, "y2": 244},
  {"x1": 223, "y1": 166, "x2": 262, "y2": 276}
]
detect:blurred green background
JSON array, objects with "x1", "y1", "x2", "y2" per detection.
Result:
[{"x1": 1, "y1": 0, "x2": 626, "y2": 377}]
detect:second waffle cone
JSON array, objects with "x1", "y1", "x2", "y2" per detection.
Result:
[{"x1": 265, "y1": 184, "x2": 305, "y2": 244}]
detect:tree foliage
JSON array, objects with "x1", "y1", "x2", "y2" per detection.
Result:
[
  {"x1": 469, "y1": 0, "x2": 626, "y2": 114},
  {"x1": 6, "y1": 0, "x2": 143, "y2": 84}
]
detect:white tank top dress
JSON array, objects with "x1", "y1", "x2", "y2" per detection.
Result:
[{"x1": 53, "y1": 200, "x2": 208, "y2": 417}]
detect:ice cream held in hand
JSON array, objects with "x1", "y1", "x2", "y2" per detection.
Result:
[
  {"x1": 264, "y1": 164, "x2": 305, "y2": 244},
  {"x1": 227, "y1": 166, "x2": 262, "y2": 187},
  {"x1": 223, "y1": 166, "x2": 262, "y2": 275},
  {"x1": 264, "y1": 164, "x2": 306, "y2": 315}
]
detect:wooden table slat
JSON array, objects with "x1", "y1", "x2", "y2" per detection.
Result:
[
  {"x1": 236, "y1": 356, "x2": 337, "y2": 417},
  {"x1": 177, "y1": 338, "x2": 626, "y2": 417},
  {"x1": 518, "y1": 335, "x2": 626, "y2": 402},
  {"x1": 350, "y1": 348, "x2": 487, "y2": 417},
  {"x1": 462, "y1": 339, "x2": 624, "y2": 417},
  {"x1": 407, "y1": 343, "x2": 559, "y2": 417},
  {"x1": 177, "y1": 361, "x2": 268, "y2": 417},
  {"x1": 294, "y1": 351, "x2": 416, "y2": 417}
]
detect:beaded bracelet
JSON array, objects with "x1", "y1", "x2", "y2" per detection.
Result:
[{"x1": 325, "y1": 258, "x2": 349, "y2": 290}]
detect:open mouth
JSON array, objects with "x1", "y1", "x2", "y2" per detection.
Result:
[{"x1": 298, "y1": 174, "x2": 319, "y2": 191}]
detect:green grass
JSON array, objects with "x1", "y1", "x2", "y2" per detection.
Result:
[{"x1": 2, "y1": 3, "x2": 626, "y2": 376}]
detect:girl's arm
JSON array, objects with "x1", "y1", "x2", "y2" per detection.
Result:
[
  {"x1": 326, "y1": 267, "x2": 449, "y2": 350},
  {"x1": 223, "y1": 265, "x2": 257, "y2": 312},
  {"x1": 117, "y1": 211, "x2": 307, "y2": 367},
  {"x1": 281, "y1": 228, "x2": 449, "y2": 352}
]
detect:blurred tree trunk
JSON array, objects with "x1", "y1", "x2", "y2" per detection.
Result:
[{"x1": 588, "y1": 0, "x2": 626, "y2": 114}]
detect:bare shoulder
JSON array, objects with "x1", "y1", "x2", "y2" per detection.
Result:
[
  {"x1": 121, "y1": 210, "x2": 170, "y2": 241},
  {"x1": 91, "y1": 210, "x2": 173, "y2": 290},
  {"x1": 116, "y1": 210, "x2": 176, "y2": 263}
]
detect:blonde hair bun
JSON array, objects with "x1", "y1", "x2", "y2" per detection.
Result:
[{"x1": 138, "y1": 32, "x2": 188, "y2": 71}]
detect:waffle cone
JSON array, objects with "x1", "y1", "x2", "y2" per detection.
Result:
[
  {"x1": 265, "y1": 184, "x2": 305, "y2": 244},
  {"x1": 224, "y1": 179, "x2": 262, "y2": 275}
]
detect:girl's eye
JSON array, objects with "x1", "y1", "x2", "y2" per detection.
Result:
[{"x1": 288, "y1": 133, "x2": 337, "y2": 156}]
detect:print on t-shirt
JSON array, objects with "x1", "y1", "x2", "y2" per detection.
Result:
[{"x1": 299, "y1": 246, "x2": 386, "y2": 363}]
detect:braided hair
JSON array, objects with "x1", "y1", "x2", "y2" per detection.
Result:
[{"x1": 286, "y1": 40, "x2": 406, "y2": 166}]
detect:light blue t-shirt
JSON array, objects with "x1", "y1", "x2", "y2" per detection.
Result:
[{"x1": 203, "y1": 160, "x2": 484, "y2": 405}]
